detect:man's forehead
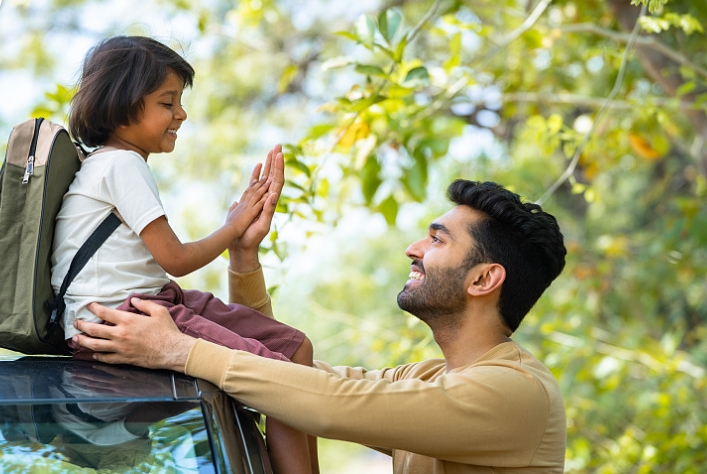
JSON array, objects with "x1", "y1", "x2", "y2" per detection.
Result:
[{"x1": 430, "y1": 206, "x2": 480, "y2": 237}]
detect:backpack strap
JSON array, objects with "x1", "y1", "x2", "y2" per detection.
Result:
[{"x1": 46, "y1": 211, "x2": 122, "y2": 331}]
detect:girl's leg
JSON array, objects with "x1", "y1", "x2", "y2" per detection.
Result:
[{"x1": 266, "y1": 336, "x2": 320, "y2": 474}]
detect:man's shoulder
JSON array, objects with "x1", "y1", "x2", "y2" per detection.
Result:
[
  {"x1": 390, "y1": 358, "x2": 446, "y2": 381},
  {"x1": 466, "y1": 342, "x2": 563, "y2": 406}
]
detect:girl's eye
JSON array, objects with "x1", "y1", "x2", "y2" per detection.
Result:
[{"x1": 162, "y1": 103, "x2": 174, "y2": 107}]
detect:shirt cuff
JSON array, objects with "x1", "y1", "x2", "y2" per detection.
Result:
[
  {"x1": 185, "y1": 339, "x2": 237, "y2": 387},
  {"x1": 227, "y1": 265, "x2": 274, "y2": 318}
]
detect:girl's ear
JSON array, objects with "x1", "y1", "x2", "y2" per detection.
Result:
[{"x1": 467, "y1": 263, "x2": 505, "y2": 296}]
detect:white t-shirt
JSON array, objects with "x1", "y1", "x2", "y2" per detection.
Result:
[{"x1": 51, "y1": 148, "x2": 170, "y2": 338}]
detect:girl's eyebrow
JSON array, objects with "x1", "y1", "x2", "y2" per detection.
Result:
[{"x1": 157, "y1": 89, "x2": 180, "y2": 98}]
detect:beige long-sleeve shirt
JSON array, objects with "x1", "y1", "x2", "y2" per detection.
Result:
[{"x1": 185, "y1": 267, "x2": 566, "y2": 473}]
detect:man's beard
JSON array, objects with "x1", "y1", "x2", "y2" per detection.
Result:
[{"x1": 397, "y1": 261, "x2": 469, "y2": 324}]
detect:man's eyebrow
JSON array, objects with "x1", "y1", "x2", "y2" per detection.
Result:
[{"x1": 429, "y1": 222, "x2": 455, "y2": 239}]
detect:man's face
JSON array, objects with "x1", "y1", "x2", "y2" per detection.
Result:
[{"x1": 397, "y1": 206, "x2": 482, "y2": 323}]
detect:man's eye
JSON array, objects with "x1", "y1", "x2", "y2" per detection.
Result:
[{"x1": 431, "y1": 235, "x2": 441, "y2": 243}]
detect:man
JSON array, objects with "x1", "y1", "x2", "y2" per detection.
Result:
[{"x1": 73, "y1": 178, "x2": 567, "y2": 473}]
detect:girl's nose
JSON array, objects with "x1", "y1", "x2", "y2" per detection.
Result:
[{"x1": 176, "y1": 104, "x2": 187, "y2": 121}]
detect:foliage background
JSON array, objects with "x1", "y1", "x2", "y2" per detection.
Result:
[{"x1": 1, "y1": 0, "x2": 706, "y2": 471}]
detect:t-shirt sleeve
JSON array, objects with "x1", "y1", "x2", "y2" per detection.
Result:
[{"x1": 99, "y1": 152, "x2": 166, "y2": 235}]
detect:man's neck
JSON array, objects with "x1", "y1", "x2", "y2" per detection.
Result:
[{"x1": 431, "y1": 311, "x2": 512, "y2": 372}]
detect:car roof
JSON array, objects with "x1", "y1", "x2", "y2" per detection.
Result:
[{"x1": 0, "y1": 355, "x2": 211, "y2": 404}]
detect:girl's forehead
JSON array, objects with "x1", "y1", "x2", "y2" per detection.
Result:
[{"x1": 154, "y1": 71, "x2": 185, "y2": 94}]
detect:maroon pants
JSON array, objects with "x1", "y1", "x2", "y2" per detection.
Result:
[{"x1": 72, "y1": 281, "x2": 305, "y2": 362}]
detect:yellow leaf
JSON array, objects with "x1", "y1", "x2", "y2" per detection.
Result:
[
  {"x1": 628, "y1": 133, "x2": 662, "y2": 160},
  {"x1": 338, "y1": 121, "x2": 370, "y2": 148}
]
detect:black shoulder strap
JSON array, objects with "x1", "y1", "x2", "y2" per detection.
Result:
[{"x1": 47, "y1": 211, "x2": 122, "y2": 328}]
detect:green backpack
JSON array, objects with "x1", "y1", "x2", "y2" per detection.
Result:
[{"x1": 0, "y1": 118, "x2": 120, "y2": 355}]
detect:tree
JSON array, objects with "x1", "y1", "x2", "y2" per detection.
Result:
[{"x1": 2, "y1": 0, "x2": 706, "y2": 471}]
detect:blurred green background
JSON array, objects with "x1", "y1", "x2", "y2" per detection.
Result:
[{"x1": 1, "y1": 0, "x2": 706, "y2": 471}]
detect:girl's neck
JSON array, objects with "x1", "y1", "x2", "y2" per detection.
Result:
[{"x1": 104, "y1": 137, "x2": 149, "y2": 161}]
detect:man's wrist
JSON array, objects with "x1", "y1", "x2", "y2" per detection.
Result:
[
  {"x1": 166, "y1": 333, "x2": 197, "y2": 373},
  {"x1": 228, "y1": 245, "x2": 260, "y2": 273}
]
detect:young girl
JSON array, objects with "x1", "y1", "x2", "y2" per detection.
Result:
[{"x1": 51, "y1": 35, "x2": 317, "y2": 474}]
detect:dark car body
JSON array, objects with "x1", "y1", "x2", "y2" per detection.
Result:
[{"x1": 0, "y1": 354, "x2": 273, "y2": 473}]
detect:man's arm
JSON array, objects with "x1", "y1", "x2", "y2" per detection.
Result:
[
  {"x1": 185, "y1": 339, "x2": 555, "y2": 466},
  {"x1": 74, "y1": 301, "x2": 557, "y2": 466}
]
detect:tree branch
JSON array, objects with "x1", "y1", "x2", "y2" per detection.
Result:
[
  {"x1": 559, "y1": 23, "x2": 707, "y2": 80},
  {"x1": 536, "y1": 5, "x2": 647, "y2": 205},
  {"x1": 497, "y1": 91, "x2": 696, "y2": 111},
  {"x1": 419, "y1": 0, "x2": 555, "y2": 123}
]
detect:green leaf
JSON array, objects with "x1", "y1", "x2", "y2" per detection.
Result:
[
  {"x1": 354, "y1": 64, "x2": 388, "y2": 77},
  {"x1": 378, "y1": 10, "x2": 389, "y2": 42},
  {"x1": 444, "y1": 32, "x2": 461, "y2": 72},
  {"x1": 393, "y1": 33, "x2": 408, "y2": 62},
  {"x1": 354, "y1": 14, "x2": 377, "y2": 47},
  {"x1": 305, "y1": 123, "x2": 336, "y2": 140},
  {"x1": 402, "y1": 149, "x2": 428, "y2": 201},
  {"x1": 285, "y1": 158, "x2": 312, "y2": 177},
  {"x1": 675, "y1": 81, "x2": 696, "y2": 97},
  {"x1": 401, "y1": 66, "x2": 430, "y2": 88},
  {"x1": 377, "y1": 9, "x2": 402, "y2": 44},
  {"x1": 362, "y1": 155, "x2": 382, "y2": 205},
  {"x1": 335, "y1": 31, "x2": 359, "y2": 41},
  {"x1": 377, "y1": 194, "x2": 399, "y2": 225}
]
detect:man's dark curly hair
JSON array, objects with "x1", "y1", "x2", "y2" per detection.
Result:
[
  {"x1": 448, "y1": 180, "x2": 566, "y2": 332},
  {"x1": 69, "y1": 35, "x2": 195, "y2": 148}
]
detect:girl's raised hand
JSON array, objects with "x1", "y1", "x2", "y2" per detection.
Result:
[
  {"x1": 225, "y1": 167, "x2": 271, "y2": 239},
  {"x1": 227, "y1": 145, "x2": 285, "y2": 272},
  {"x1": 233, "y1": 145, "x2": 284, "y2": 250}
]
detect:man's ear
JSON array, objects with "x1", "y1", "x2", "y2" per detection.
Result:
[{"x1": 467, "y1": 263, "x2": 506, "y2": 296}]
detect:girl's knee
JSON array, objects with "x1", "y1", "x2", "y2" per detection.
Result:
[{"x1": 291, "y1": 336, "x2": 313, "y2": 366}]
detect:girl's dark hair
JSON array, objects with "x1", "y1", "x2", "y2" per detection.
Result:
[
  {"x1": 69, "y1": 36, "x2": 195, "y2": 147},
  {"x1": 447, "y1": 180, "x2": 567, "y2": 332}
]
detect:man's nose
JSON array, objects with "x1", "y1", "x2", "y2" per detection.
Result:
[{"x1": 405, "y1": 239, "x2": 424, "y2": 260}]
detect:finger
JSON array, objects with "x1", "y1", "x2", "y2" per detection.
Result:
[
  {"x1": 261, "y1": 148, "x2": 274, "y2": 181},
  {"x1": 87, "y1": 302, "x2": 124, "y2": 325},
  {"x1": 242, "y1": 179, "x2": 271, "y2": 204},
  {"x1": 130, "y1": 297, "x2": 171, "y2": 319},
  {"x1": 269, "y1": 151, "x2": 285, "y2": 195},
  {"x1": 239, "y1": 172, "x2": 270, "y2": 202},
  {"x1": 260, "y1": 193, "x2": 279, "y2": 224},
  {"x1": 74, "y1": 317, "x2": 116, "y2": 340},
  {"x1": 92, "y1": 352, "x2": 129, "y2": 365},
  {"x1": 249, "y1": 162, "x2": 263, "y2": 183},
  {"x1": 268, "y1": 146, "x2": 282, "y2": 181},
  {"x1": 71, "y1": 332, "x2": 115, "y2": 353}
]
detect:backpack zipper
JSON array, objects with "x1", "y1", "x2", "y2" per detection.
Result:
[{"x1": 22, "y1": 117, "x2": 44, "y2": 184}]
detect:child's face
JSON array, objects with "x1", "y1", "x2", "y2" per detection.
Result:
[{"x1": 108, "y1": 71, "x2": 186, "y2": 160}]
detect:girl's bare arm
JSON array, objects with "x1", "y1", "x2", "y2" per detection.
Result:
[{"x1": 139, "y1": 168, "x2": 270, "y2": 277}]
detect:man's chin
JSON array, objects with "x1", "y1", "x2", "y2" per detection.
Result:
[{"x1": 396, "y1": 291, "x2": 418, "y2": 315}]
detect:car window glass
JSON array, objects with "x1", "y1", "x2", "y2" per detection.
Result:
[{"x1": 0, "y1": 402, "x2": 216, "y2": 473}]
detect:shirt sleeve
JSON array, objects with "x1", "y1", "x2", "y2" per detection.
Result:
[
  {"x1": 184, "y1": 339, "x2": 552, "y2": 465},
  {"x1": 99, "y1": 151, "x2": 165, "y2": 235},
  {"x1": 227, "y1": 266, "x2": 274, "y2": 318}
]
